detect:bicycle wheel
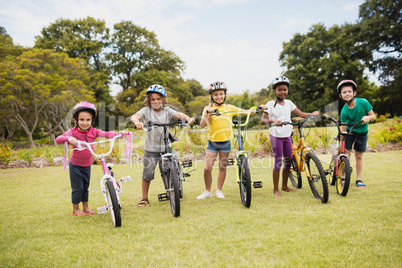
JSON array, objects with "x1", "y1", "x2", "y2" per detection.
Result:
[
  {"x1": 238, "y1": 155, "x2": 252, "y2": 208},
  {"x1": 289, "y1": 155, "x2": 302, "y2": 189},
  {"x1": 106, "y1": 180, "x2": 121, "y2": 227},
  {"x1": 177, "y1": 162, "x2": 184, "y2": 199},
  {"x1": 305, "y1": 152, "x2": 329, "y2": 203},
  {"x1": 336, "y1": 157, "x2": 351, "y2": 196},
  {"x1": 168, "y1": 161, "x2": 181, "y2": 217}
]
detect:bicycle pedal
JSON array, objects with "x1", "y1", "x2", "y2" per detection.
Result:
[
  {"x1": 227, "y1": 158, "x2": 234, "y2": 166},
  {"x1": 253, "y1": 181, "x2": 263, "y2": 188},
  {"x1": 120, "y1": 175, "x2": 131, "y2": 183},
  {"x1": 158, "y1": 193, "x2": 169, "y2": 202},
  {"x1": 183, "y1": 173, "x2": 191, "y2": 177},
  {"x1": 97, "y1": 206, "x2": 108, "y2": 214},
  {"x1": 182, "y1": 160, "x2": 192, "y2": 168}
]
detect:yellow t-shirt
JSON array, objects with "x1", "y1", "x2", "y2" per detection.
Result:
[{"x1": 203, "y1": 104, "x2": 243, "y2": 142}]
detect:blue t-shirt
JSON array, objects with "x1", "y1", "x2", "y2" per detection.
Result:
[{"x1": 340, "y1": 98, "x2": 373, "y2": 133}]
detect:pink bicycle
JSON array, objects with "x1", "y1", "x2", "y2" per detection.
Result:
[{"x1": 73, "y1": 134, "x2": 131, "y2": 227}]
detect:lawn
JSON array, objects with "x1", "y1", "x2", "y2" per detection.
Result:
[{"x1": 0, "y1": 150, "x2": 401, "y2": 267}]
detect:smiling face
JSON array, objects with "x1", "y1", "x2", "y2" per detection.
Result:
[
  {"x1": 149, "y1": 92, "x2": 164, "y2": 111},
  {"x1": 211, "y1": 89, "x2": 226, "y2": 105},
  {"x1": 77, "y1": 111, "x2": 93, "y2": 132},
  {"x1": 339, "y1": 85, "x2": 356, "y2": 102},
  {"x1": 273, "y1": 84, "x2": 288, "y2": 100}
]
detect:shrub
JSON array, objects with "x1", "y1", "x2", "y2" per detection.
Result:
[
  {"x1": 255, "y1": 132, "x2": 271, "y2": 152},
  {"x1": 0, "y1": 141, "x2": 16, "y2": 164}
]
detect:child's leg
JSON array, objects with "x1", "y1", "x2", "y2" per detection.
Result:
[
  {"x1": 203, "y1": 151, "x2": 218, "y2": 191},
  {"x1": 273, "y1": 170, "x2": 282, "y2": 196},
  {"x1": 217, "y1": 151, "x2": 229, "y2": 190},
  {"x1": 141, "y1": 180, "x2": 151, "y2": 199},
  {"x1": 282, "y1": 138, "x2": 296, "y2": 192},
  {"x1": 355, "y1": 151, "x2": 363, "y2": 182}
]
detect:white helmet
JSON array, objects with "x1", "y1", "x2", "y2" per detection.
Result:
[{"x1": 272, "y1": 76, "x2": 290, "y2": 89}]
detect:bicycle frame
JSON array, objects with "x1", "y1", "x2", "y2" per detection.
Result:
[
  {"x1": 214, "y1": 107, "x2": 260, "y2": 183},
  {"x1": 73, "y1": 134, "x2": 131, "y2": 215}
]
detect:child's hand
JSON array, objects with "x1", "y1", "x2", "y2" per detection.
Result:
[
  {"x1": 134, "y1": 122, "x2": 144, "y2": 130},
  {"x1": 188, "y1": 118, "x2": 195, "y2": 124},
  {"x1": 68, "y1": 137, "x2": 77, "y2": 145},
  {"x1": 312, "y1": 111, "x2": 320, "y2": 116},
  {"x1": 274, "y1": 120, "x2": 282, "y2": 126},
  {"x1": 362, "y1": 116, "x2": 371, "y2": 124},
  {"x1": 206, "y1": 107, "x2": 215, "y2": 114},
  {"x1": 121, "y1": 131, "x2": 129, "y2": 136},
  {"x1": 260, "y1": 105, "x2": 267, "y2": 111}
]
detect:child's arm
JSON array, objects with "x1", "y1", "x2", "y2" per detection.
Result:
[
  {"x1": 131, "y1": 113, "x2": 144, "y2": 130},
  {"x1": 292, "y1": 108, "x2": 319, "y2": 118},
  {"x1": 200, "y1": 104, "x2": 215, "y2": 128},
  {"x1": 362, "y1": 110, "x2": 376, "y2": 124},
  {"x1": 174, "y1": 112, "x2": 195, "y2": 125},
  {"x1": 55, "y1": 130, "x2": 77, "y2": 145}
]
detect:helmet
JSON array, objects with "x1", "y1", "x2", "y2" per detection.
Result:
[
  {"x1": 73, "y1": 101, "x2": 97, "y2": 121},
  {"x1": 208, "y1": 81, "x2": 227, "y2": 94},
  {"x1": 146, "y1": 84, "x2": 167, "y2": 97},
  {"x1": 272, "y1": 76, "x2": 290, "y2": 89},
  {"x1": 337, "y1": 80, "x2": 357, "y2": 94}
]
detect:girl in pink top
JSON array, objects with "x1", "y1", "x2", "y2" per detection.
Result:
[{"x1": 56, "y1": 101, "x2": 127, "y2": 216}]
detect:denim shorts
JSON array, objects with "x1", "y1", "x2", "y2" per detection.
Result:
[
  {"x1": 345, "y1": 131, "x2": 368, "y2": 153},
  {"x1": 206, "y1": 140, "x2": 231, "y2": 153}
]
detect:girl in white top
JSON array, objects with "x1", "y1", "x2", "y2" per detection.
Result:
[{"x1": 261, "y1": 76, "x2": 318, "y2": 197}]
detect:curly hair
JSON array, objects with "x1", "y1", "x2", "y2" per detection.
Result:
[{"x1": 144, "y1": 92, "x2": 167, "y2": 107}]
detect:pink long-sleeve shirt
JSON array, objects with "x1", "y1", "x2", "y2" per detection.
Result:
[{"x1": 56, "y1": 127, "x2": 119, "y2": 167}]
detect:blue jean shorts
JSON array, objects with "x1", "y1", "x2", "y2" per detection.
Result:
[
  {"x1": 345, "y1": 131, "x2": 368, "y2": 153},
  {"x1": 206, "y1": 140, "x2": 231, "y2": 153}
]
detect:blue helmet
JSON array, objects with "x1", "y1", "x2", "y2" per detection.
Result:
[{"x1": 146, "y1": 84, "x2": 167, "y2": 97}]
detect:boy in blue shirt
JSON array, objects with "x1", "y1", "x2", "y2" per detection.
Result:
[{"x1": 338, "y1": 80, "x2": 376, "y2": 188}]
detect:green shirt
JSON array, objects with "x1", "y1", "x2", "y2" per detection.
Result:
[{"x1": 340, "y1": 98, "x2": 373, "y2": 133}]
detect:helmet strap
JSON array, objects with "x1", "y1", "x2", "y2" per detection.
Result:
[
  {"x1": 346, "y1": 96, "x2": 355, "y2": 105},
  {"x1": 210, "y1": 95, "x2": 226, "y2": 105}
]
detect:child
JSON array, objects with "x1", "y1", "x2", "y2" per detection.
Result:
[
  {"x1": 131, "y1": 84, "x2": 195, "y2": 207},
  {"x1": 337, "y1": 80, "x2": 376, "y2": 188},
  {"x1": 261, "y1": 76, "x2": 319, "y2": 197},
  {"x1": 56, "y1": 101, "x2": 128, "y2": 216},
  {"x1": 197, "y1": 81, "x2": 258, "y2": 199}
]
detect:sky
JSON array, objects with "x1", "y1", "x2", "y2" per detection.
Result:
[{"x1": 0, "y1": 0, "x2": 366, "y2": 96}]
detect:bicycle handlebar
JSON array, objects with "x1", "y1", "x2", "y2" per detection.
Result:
[
  {"x1": 279, "y1": 114, "x2": 317, "y2": 127},
  {"x1": 74, "y1": 133, "x2": 124, "y2": 158},
  {"x1": 212, "y1": 106, "x2": 263, "y2": 127},
  {"x1": 321, "y1": 115, "x2": 364, "y2": 135},
  {"x1": 143, "y1": 119, "x2": 188, "y2": 131}
]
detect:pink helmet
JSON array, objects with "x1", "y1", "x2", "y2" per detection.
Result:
[
  {"x1": 337, "y1": 80, "x2": 357, "y2": 94},
  {"x1": 73, "y1": 101, "x2": 97, "y2": 121}
]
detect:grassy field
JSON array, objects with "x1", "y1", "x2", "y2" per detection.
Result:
[{"x1": 0, "y1": 150, "x2": 401, "y2": 267}]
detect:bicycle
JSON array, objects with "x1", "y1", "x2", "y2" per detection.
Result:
[
  {"x1": 321, "y1": 116, "x2": 363, "y2": 196},
  {"x1": 280, "y1": 115, "x2": 329, "y2": 203},
  {"x1": 141, "y1": 119, "x2": 192, "y2": 217},
  {"x1": 72, "y1": 134, "x2": 131, "y2": 227},
  {"x1": 213, "y1": 107, "x2": 263, "y2": 208}
]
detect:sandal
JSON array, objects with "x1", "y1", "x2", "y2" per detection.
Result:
[
  {"x1": 72, "y1": 211, "x2": 88, "y2": 216},
  {"x1": 356, "y1": 180, "x2": 366, "y2": 188},
  {"x1": 137, "y1": 198, "x2": 149, "y2": 207},
  {"x1": 84, "y1": 209, "x2": 96, "y2": 215}
]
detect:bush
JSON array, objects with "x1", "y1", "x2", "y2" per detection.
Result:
[{"x1": 0, "y1": 141, "x2": 16, "y2": 164}]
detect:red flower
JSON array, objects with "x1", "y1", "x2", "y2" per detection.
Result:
[
  {"x1": 390, "y1": 128, "x2": 393, "y2": 131},
  {"x1": 379, "y1": 115, "x2": 381, "y2": 118},
  {"x1": 385, "y1": 113, "x2": 388, "y2": 115},
  {"x1": 398, "y1": 120, "x2": 401, "y2": 123}
]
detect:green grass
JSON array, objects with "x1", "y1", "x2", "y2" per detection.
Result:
[{"x1": 1, "y1": 151, "x2": 401, "y2": 267}]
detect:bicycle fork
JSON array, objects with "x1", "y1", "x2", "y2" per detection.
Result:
[
  {"x1": 97, "y1": 174, "x2": 131, "y2": 214},
  {"x1": 234, "y1": 151, "x2": 263, "y2": 188}
]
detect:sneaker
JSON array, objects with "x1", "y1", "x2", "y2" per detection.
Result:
[
  {"x1": 197, "y1": 190, "x2": 212, "y2": 199},
  {"x1": 216, "y1": 189, "x2": 225, "y2": 198}
]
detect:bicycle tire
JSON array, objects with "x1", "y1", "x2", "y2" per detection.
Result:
[
  {"x1": 238, "y1": 155, "x2": 252, "y2": 208},
  {"x1": 177, "y1": 162, "x2": 184, "y2": 199},
  {"x1": 305, "y1": 152, "x2": 329, "y2": 203},
  {"x1": 168, "y1": 161, "x2": 181, "y2": 217},
  {"x1": 106, "y1": 180, "x2": 122, "y2": 227},
  {"x1": 336, "y1": 157, "x2": 351, "y2": 196},
  {"x1": 289, "y1": 154, "x2": 302, "y2": 188}
]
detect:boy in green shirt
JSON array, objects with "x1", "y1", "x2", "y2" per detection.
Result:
[{"x1": 338, "y1": 80, "x2": 376, "y2": 188}]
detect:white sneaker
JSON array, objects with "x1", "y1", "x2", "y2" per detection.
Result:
[
  {"x1": 197, "y1": 190, "x2": 212, "y2": 199},
  {"x1": 216, "y1": 189, "x2": 225, "y2": 198}
]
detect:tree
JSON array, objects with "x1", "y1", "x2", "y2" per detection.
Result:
[
  {"x1": 279, "y1": 23, "x2": 373, "y2": 114},
  {"x1": 0, "y1": 49, "x2": 94, "y2": 145},
  {"x1": 358, "y1": 0, "x2": 402, "y2": 115},
  {"x1": 34, "y1": 17, "x2": 112, "y2": 104},
  {"x1": 106, "y1": 21, "x2": 184, "y2": 91}
]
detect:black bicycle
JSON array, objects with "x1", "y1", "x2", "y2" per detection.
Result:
[{"x1": 143, "y1": 120, "x2": 192, "y2": 217}]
